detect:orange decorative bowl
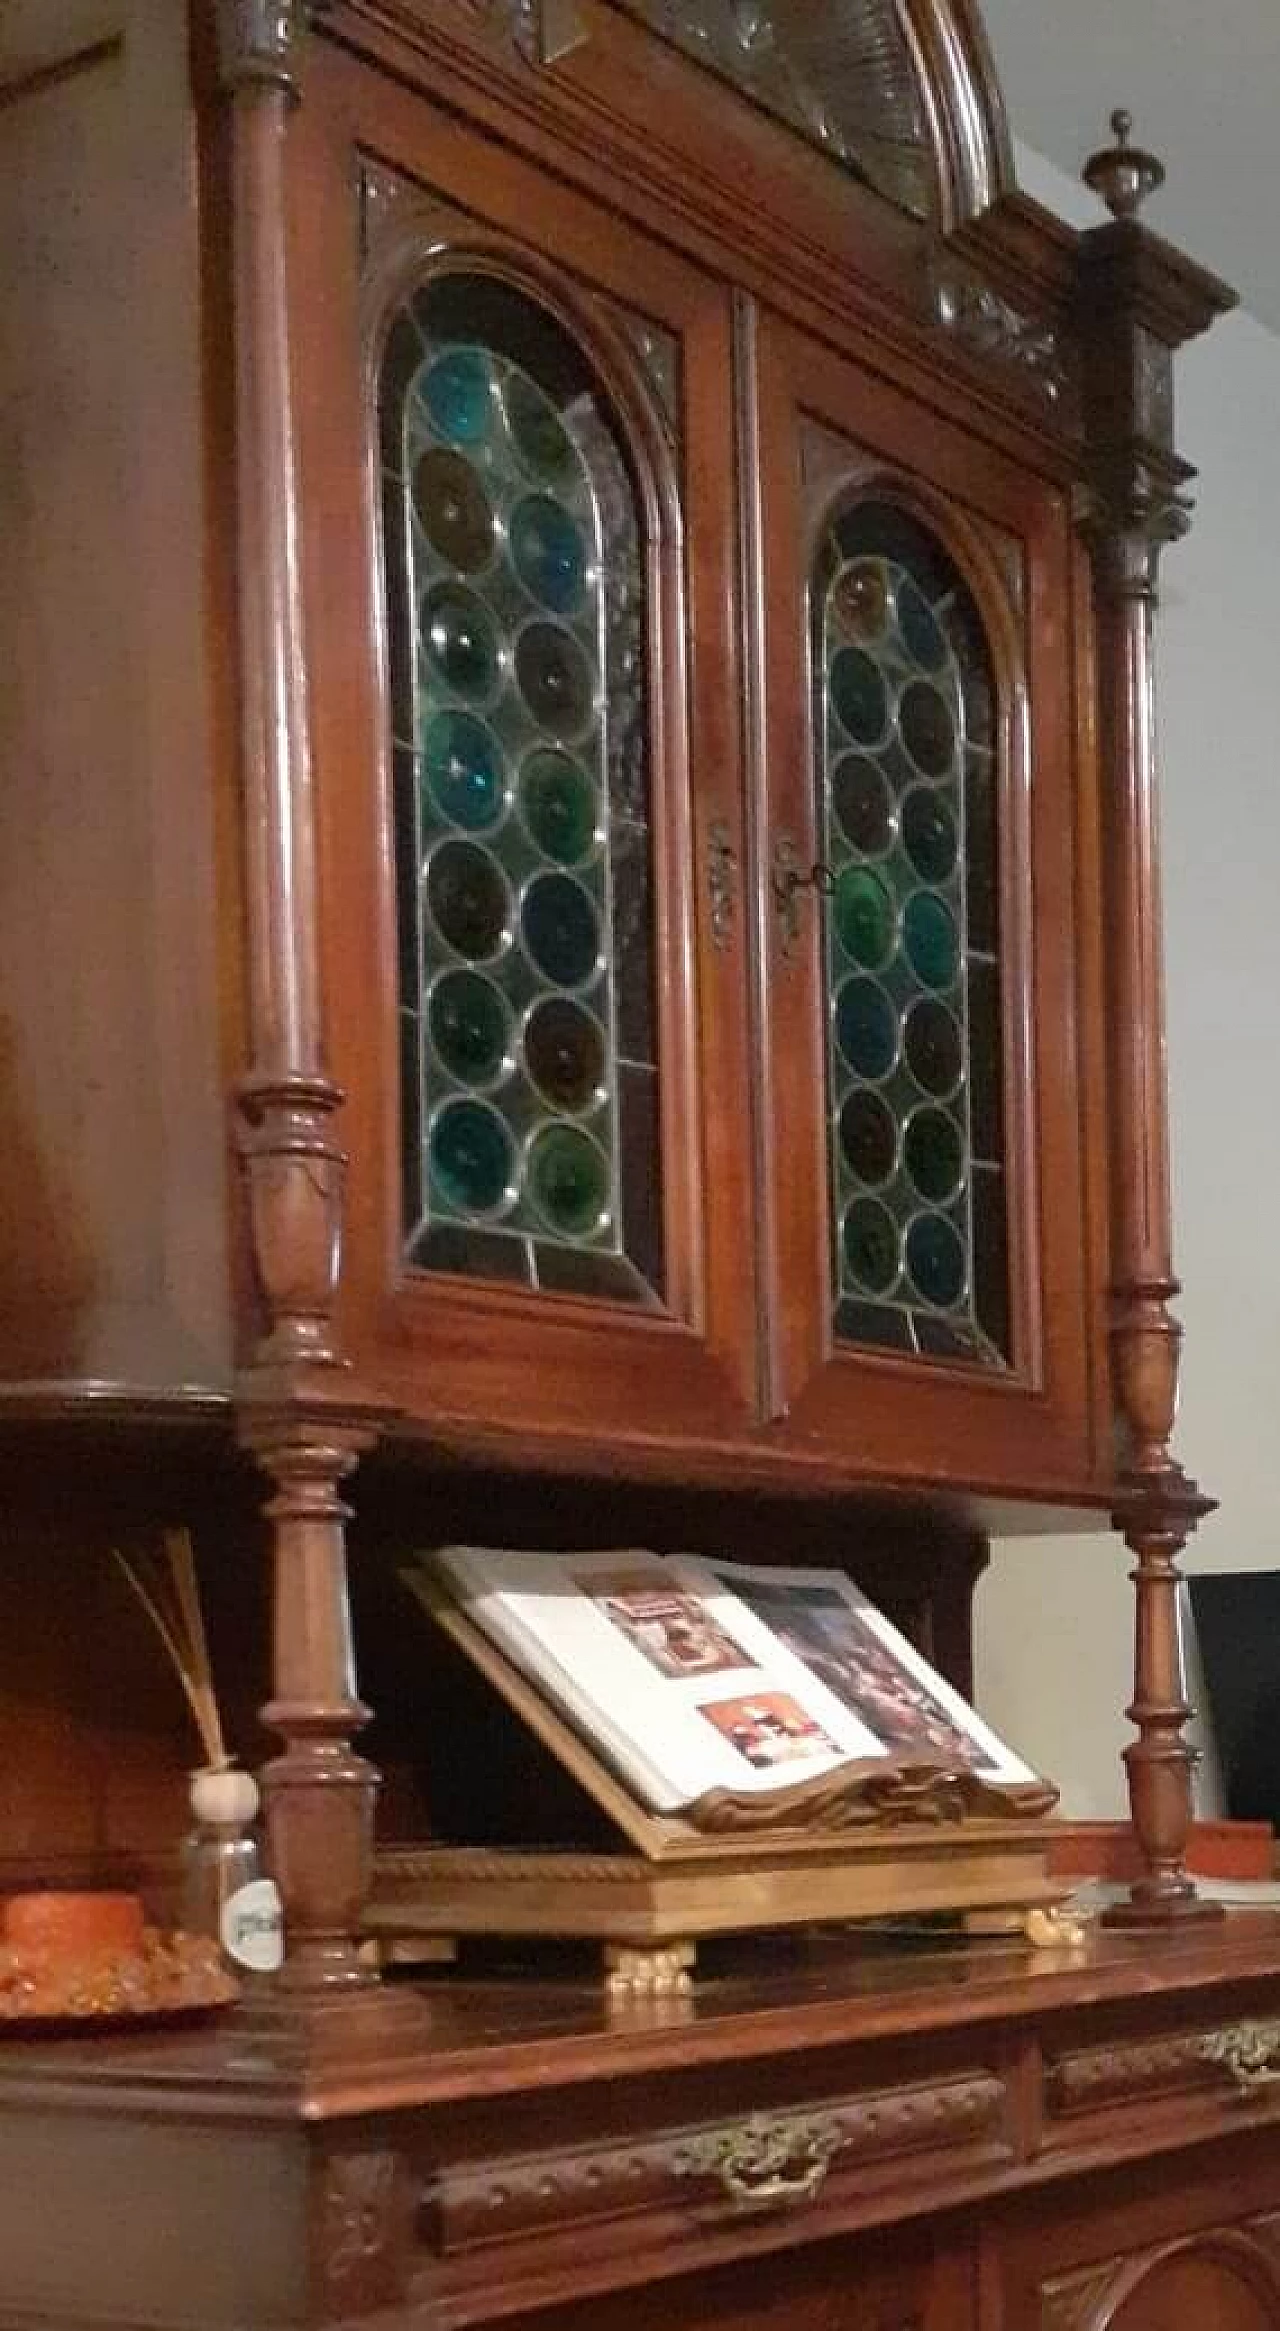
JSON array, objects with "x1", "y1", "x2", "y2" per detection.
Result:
[{"x1": 4, "y1": 1892, "x2": 145, "y2": 1958}]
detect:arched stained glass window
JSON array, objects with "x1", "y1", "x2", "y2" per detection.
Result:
[
  {"x1": 812, "y1": 498, "x2": 1010, "y2": 1366},
  {"x1": 379, "y1": 270, "x2": 663, "y2": 1306}
]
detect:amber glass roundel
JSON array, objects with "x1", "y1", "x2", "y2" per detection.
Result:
[
  {"x1": 426, "y1": 839, "x2": 511, "y2": 963},
  {"x1": 515, "y1": 621, "x2": 595, "y2": 738},
  {"x1": 386, "y1": 277, "x2": 664, "y2": 1295},
  {"x1": 523, "y1": 996, "x2": 606, "y2": 1113},
  {"x1": 413, "y1": 448, "x2": 495, "y2": 574},
  {"x1": 814, "y1": 492, "x2": 1009, "y2": 1361}
]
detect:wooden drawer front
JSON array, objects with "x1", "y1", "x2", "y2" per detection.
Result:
[
  {"x1": 418, "y1": 2070, "x2": 1010, "y2": 2319},
  {"x1": 1042, "y1": 2007, "x2": 1280, "y2": 2147}
]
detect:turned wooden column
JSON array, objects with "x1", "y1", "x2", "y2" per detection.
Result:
[
  {"x1": 1076, "y1": 116, "x2": 1235, "y2": 1925},
  {"x1": 215, "y1": 0, "x2": 381, "y2": 1989}
]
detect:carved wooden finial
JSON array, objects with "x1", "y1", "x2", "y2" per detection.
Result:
[
  {"x1": 215, "y1": 1, "x2": 328, "y2": 98},
  {"x1": 1083, "y1": 107, "x2": 1166, "y2": 220}
]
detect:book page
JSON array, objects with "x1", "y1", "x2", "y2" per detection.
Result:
[
  {"x1": 429, "y1": 1546, "x2": 888, "y2": 1813},
  {"x1": 680, "y1": 1556, "x2": 1036, "y2": 1787}
]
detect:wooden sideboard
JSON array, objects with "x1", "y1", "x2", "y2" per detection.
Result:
[{"x1": 3, "y1": 1922, "x2": 1280, "y2": 2329}]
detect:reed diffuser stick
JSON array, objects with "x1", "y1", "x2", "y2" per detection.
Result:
[{"x1": 113, "y1": 1530, "x2": 230, "y2": 1773}]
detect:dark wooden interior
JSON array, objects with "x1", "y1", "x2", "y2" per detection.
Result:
[{"x1": 3, "y1": 2, "x2": 1278, "y2": 2325}]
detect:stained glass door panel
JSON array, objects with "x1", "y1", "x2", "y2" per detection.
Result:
[
  {"x1": 380, "y1": 271, "x2": 663, "y2": 1308},
  {"x1": 813, "y1": 499, "x2": 1010, "y2": 1368}
]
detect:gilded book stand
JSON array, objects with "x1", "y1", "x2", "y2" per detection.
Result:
[{"x1": 367, "y1": 1587, "x2": 1061, "y2": 1991}]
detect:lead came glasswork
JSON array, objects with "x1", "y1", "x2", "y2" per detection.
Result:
[
  {"x1": 813, "y1": 495, "x2": 1011, "y2": 1365},
  {"x1": 382, "y1": 270, "x2": 665, "y2": 1303}
]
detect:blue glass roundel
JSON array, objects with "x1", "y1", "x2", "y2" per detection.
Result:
[
  {"x1": 503, "y1": 370, "x2": 573, "y2": 479},
  {"x1": 834, "y1": 977, "x2": 897, "y2": 1080},
  {"x1": 903, "y1": 891, "x2": 958, "y2": 990},
  {"x1": 429, "y1": 1097, "x2": 514, "y2": 1215},
  {"x1": 510, "y1": 495, "x2": 588, "y2": 615},
  {"x1": 843, "y1": 1197, "x2": 899, "y2": 1295},
  {"x1": 421, "y1": 711, "x2": 506, "y2": 833},
  {"x1": 830, "y1": 647, "x2": 888, "y2": 746},
  {"x1": 905, "y1": 1210, "x2": 965, "y2": 1308},
  {"x1": 422, "y1": 348, "x2": 493, "y2": 445},
  {"x1": 896, "y1": 575, "x2": 947, "y2": 671},
  {"x1": 521, "y1": 870, "x2": 600, "y2": 988},
  {"x1": 428, "y1": 968, "x2": 510, "y2": 1086}
]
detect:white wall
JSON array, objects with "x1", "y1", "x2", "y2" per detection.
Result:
[{"x1": 975, "y1": 146, "x2": 1280, "y2": 1815}]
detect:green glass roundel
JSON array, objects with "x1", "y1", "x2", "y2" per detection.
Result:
[
  {"x1": 904, "y1": 996, "x2": 962, "y2": 1098},
  {"x1": 896, "y1": 575, "x2": 947, "y2": 671},
  {"x1": 903, "y1": 1105, "x2": 963, "y2": 1202},
  {"x1": 510, "y1": 495, "x2": 588, "y2": 616},
  {"x1": 515, "y1": 621, "x2": 594, "y2": 737},
  {"x1": 413, "y1": 448, "x2": 495, "y2": 574},
  {"x1": 833, "y1": 866, "x2": 895, "y2": 971},
  {"x1": 527, "y1": 1121, "x2": 610, "y2": 1238},
  {"x1": 835, "y1": 977, "x2": 897, "y2": 1080},
  {"x1": 899, "y1": 677, "x2": 956, "y2": 778},
  {"x1": 425, "y1": 839, "x2": 510, "y2": 963},
  {"x1": 422, "y1": 348, "x2": 493, "y2": 445},
  {"x1": 503, "y1": 369, "x2": 573, "y2": 479},
  {"x1": 518, "y1": 748, "x2": 597, "y2": 866},
  {"x1": 839, "y1": 1089, "x2": 897, "y2": 1187},
  {"x1": 428, "y1": 968, "x2": 510, "y2": 1086},
  {"x1": 830, "y1": 646, "x2": 889, "y2": 746},
  {"x1": 843, "y1": 1196, "x2": 899, "y2": 1295},
  {"x1": 429, "y1": 1097, "x2": 514, "y2": 1215},
  {"x1": 523, "y1": 995, "x2": 606, "y2": 1113},
  {"x1": 903, "y1": 890, "x2": 958, "y2": 990},
  {"x1": 832, "y1": 754, "x2": 894, "y2": 857},
  {"x1": 831, "y1": 559, "x2": 890, "y2": 646},
  {"x1": 905, "y1": 1210, "x2": 965, "y2": 1308},
  {"x1": 421, "y1": 584, "x2": 500, "y2": 702},
  {"x1": 421, "y1": 711, "x2": 506, "y2": 833},
  {"x1": 521, "y1": 870, "x2": 600, "y2": 988},
  {"x1": 902, "y1": 785, "x2": 957, "y2": 883}
]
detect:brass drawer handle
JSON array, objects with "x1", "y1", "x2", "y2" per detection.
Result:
[
  {"x1": 1203, "y1": 2021, "x2": 1280, "y2": 2093},
  {"x1": 674, "y1": 2112, "x2": 842, "y2": 2212}
]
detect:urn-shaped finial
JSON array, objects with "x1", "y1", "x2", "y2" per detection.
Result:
[{"x1": 1083, "y1": 108, "x2": 1166, "y2": 220}]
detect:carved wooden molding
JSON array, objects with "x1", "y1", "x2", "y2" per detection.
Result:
[
  {"x1": 933, "y1": 264, "x2": 1070, "y2": 410},
  {"x1": 431, "y1": 2074, "x2": 1007, "y2": 2251},
  {"x1": 1043, "y1": 2229, "x2": 1280, "y2": 2328},
  {"x1": 1045, "y1": 2027, "x2": 1223, "y2": 2115},
  {"x1": 321, "y1": 2150, "x2": 403, "y2": 2314}
]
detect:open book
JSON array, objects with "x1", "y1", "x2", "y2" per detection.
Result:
[{"x1": 415, "y1": 1546, "x2": 1040, "y2": 1819}]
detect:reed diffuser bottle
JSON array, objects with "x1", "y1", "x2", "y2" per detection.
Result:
[{"x1": 115, "y1": 1529, "x2": 283, "y2": 1976}]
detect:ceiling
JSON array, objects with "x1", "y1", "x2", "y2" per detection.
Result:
[{"x1": 979, "y1": 0, "x2": 1280, "y2": 331}]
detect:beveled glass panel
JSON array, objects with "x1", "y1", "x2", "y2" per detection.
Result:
[
  {"x1": 813, "y1": 501, "x2": 1010, "y2": 1366},
  {"x1": 382, "y1": 270, "x2": 665, "y2": 1303}
]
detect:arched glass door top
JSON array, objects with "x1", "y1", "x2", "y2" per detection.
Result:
[
  {"x1": 812, "y1": 498, "x2": 1010, "y2": 1366},
  {"x1": 380, "y1": 270, "x2": 663, "y2": 1307}
]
